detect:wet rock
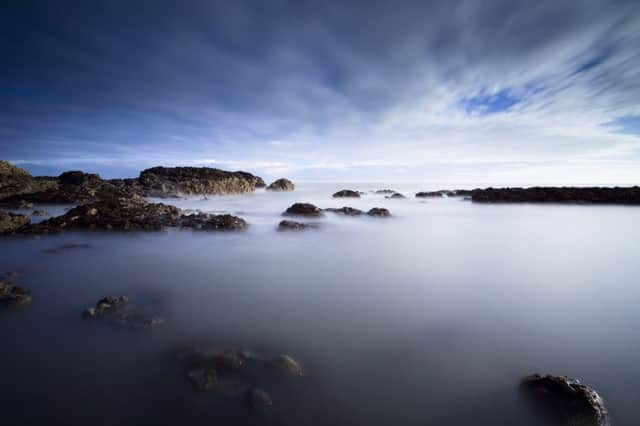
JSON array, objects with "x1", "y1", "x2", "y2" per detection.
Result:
[
  {"x1": 284, "y1": 203, "x2": 323, "y2": 217},
  {"x1": 472, "y1": 186, "x2": 640, "y2": 204},
  {"x1": 0, "y1": 278, "x2": 32, "y2": 307},
  {"x1": 247, "y1": 388, "x2": 273, "y2": 409},
  {"x1": 324, "y1": 206, "x2": 363, "y2": 216},
  {"x1": 520, "y1": 374, "x2": 608, "y2": 426},
  {"x1": 385, "y1": 192, "x2": 406, "y2": 199},
  {"x1": 83, "y1": 296, "x2": 129, "y2": 318},
  {"x1": 138, "y1": 166, "x2": 263, "y2": 197},
  {"x1": 31, "y1": 209, "x2": 49, "y2": 217},
  {"x1": 188, "y1": 368, "x2": 219, "y2": 391},
  {"x1": 333, "y1": 189, "x2": 360, "y2": 198},
  {"x1": 0, "y1": 209, "x2": 30, "y2": 234},
  {"x1": 278, "y1": 220, "x2": 318, "y2": 231},
  {"x1": 266, "y1": 178, "x2": 295, "y2": 191},
  {"x1": 0, "y1": 161, "x2": 57, "y2": 200},
  {"x1": 82, "y1": 295, "x2": 163, "y2": 329},
  {"x1": 270, "y1": 354, "x2": 303, "y2": 376},
  {"x1": 374, "y1": 189, "x2": 396, "y2": 194},
  {"x1": 179, "y1": 213, "x2": 248, "y2": 231},
  {"x1": 366, "y1": 208, "x2": 391, "y2": 217},
  {"x1": 416, "y1": 191, "x2": 445, "y2": 198}
]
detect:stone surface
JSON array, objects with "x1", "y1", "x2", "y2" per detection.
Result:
[
  {"x1": 278, "y1": 220, "x2": 319, "y2": 231},
  {"x1": 366, "y1": 207, "x2": 391, "y2": 217},
  {"x1": 179, "y1": 213, "x2": 248, "y2": 231},
  {"x1": 472, "y1": 187, "x2": 640, "y2": 204},
  {"x1": 270, "y1": 354, "x2": 303, "y2": 376},
  {"x1": 520, "y1": 374, "x2": 608, "y2": 426},
  {"x1": 324, "y1": 206, "x2": 363, "y2": 216},
  {"x1": 188, "y1": 368, "x2": 219, "y2": 391},
  {"x1": 333, "y1": 189, "x2": 361, "y2": 198},
  {"x1": 374, "y1": 189, "x2": 396, "y2": 194},
  {"x1": 0, "y1": 277, "x2": 32, "y2": 307},
  {"x1": 0, "y1": 209, "x2": 30, "y2": 234},
  {"x1": 284, "y1": 203, "x2": 323, "y2": 216},
  {"x1": 266, "y1": 178, "x2": 295, "y2": 191},
  {"x1": 416, "y1": 191, "x2": 445, "y2": 198}
]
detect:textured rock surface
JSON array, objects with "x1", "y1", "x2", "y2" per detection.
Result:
[
  {"x1": 0, "y1": 274, "x2": 32, "y2": 307},
  {"x1": 82, "y1": 295, "x2": 163, "y2": 329},
  {"x1": 521, "y1": 374, "x2": 608, "y2": 426},
  {"x1": 266, "y1": 178, "x2": 295, "y2": 191},
  {"x1": 366, "y1": 207, "x2": 391, "y2": 217},
  {"x1": 416, "y1": 191, "x2": 445, "y2": 198},
  {"x1": 270, "y1": 354, "x2": 303, "y2": 376},
  {"x1": 179, "y1": 213, "x2": 248, "y2": 231},
  {"x1": 333, "y1": 189, "x2": 361, "y2": 198},
  {"x1": 324, "y1": 206, "x2": 363, "y2": 216},
  {"x1": 284, "y1": 203, "x2": 323, "y2": 216},
  {"x1": 0, "y1": 161, "x2": 57, "y2": 200},
  {"x1": 472, "y1": 187, "x2": 640, "y2": 204},
  {"x1": 278, "y1": 220, "x2": 319, "y2": 231},
  {"x1": 0, "y1": 209, "x2": 30, "y2": 234}
]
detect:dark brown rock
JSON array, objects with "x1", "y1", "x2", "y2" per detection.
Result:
[
  {"x1": 284, "y1": 203, "x2": 323, "y2": 216},
  {"x1": 324, "y1": 206, "x2": 363, "y2": 216},
  {"x1": 188, "y1": 368, "x2": 219, "y2": 391},
  {"x1": 266, "y1": 178, "x2": 295, "y2": 191},
  {"x1": 278, "y1": 220, "x2": 318, "y2": 230},
  {"x1": 333, "y1": 189, "x2": 361, "y2": 198},
  {"x1": 179, "y1": 213, "x2": 248, "y2": 231},
  {"x1": 416, "y1": 191, "x2": 445, "y2": 198},
  {"x1": 0, "y1": 279, "x2": 32, "y2": 307},
  {"x1": 374, "y1": 189, "x2": 396, "y2": 194},
  {"x1": 472, "y1": 186, "x2": 640, "y2": 204},
  {"x1": 366, "y1": 208, "x2": 391, "y2": 217}
]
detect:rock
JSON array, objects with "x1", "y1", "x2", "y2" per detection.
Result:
[
  {"x1": 0, "y1": 280, "x2": 32, "y2": 307},
  {"x1": 0, "y1": 161, "x2": 57, "y2": 200},
  {"x1": 113, "y1": 310, "x2": 165, "y2": 329},
  {"x1": 374, "y1": 189, "x2": 396, "y2": 194},
  {"x1": 31, "y1": 209, "x2": 49, "y2": 217},
  {"x1": 188, "y1": 368, "x2": 219, "y2": 391},
  {"x1": 247, "y1": 388, "x2": 273, "y2": 409},
  {"x1": 385, "y1": 192, "x2": 406, "y2": 199},
  {"x1": 179, "y1": 213, "x2": 248, "y2": 231},
  {"x1": 270, "y1": 354, "x2": 303, "y2": 376},
  {"x1": 520, "y1": 374, "x2": 608, "y2": 426},
  {"x1": 82, "y1": 295, "x2": 163, "y2": 329},
  {"x1": 83, "y1": 296, "x2": 129, "y2": 317},
  {"x1": 472, "y1": 186, "x2": 640, "y2": 204},
  {"x1": 266, "y1": 178, "x2": 295, "y2": 191},
  {"x1": 324, "y1": 206, "x2": 363, "y2": 216},
  {"x1": 18, "y1": 200, "x2": 34, "y2": 209},
  {"x1": 333, "y1": 189, "x2": 360, "y2": 198},
  {"x1": 278, "y1": 220, "x2": 318, "y2": 231},
  {"x1": 0, "y1": 209, "x2": 30, "y2": 234},
  {"x1": 366, "y1": 208, "x2": 391, "y2": 217},
  {"x1": 416, "y1": 191, "x2": 445, "y2": 198},
  {"x1": 284, "y1": 203, "x2": 323, "y2": 217},
  {"x1": 138, "y1": 166, "x2": 263, "y2": 197}
]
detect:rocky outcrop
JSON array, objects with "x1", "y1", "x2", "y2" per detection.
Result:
[
  {"x1": 0, "y1": 161, "x2": 57, "y2": 201},
  {"x1": 0, "y1": 273, "x2": 32, "y2": 307},
  {"x1": 266, "y1": 178, "x2": 295, "y2": 191},
  {"x1": 138, "y1": 166, "x2": 263, "y2": 197},
  {"x1": 333, "y1": 189, "x2": 361, "y2": 198},
  {"x1": 472, "y1": 187, "x2": 640, "y2": 204},
  {"x1": 324, "y1": 206, "x2": 363, "y2": 216},
  {"x1": 0, "y1": 209, "x2": 30, "y2": 234},
  {"x1": 367, "y1": 207, "x2": 390, "y2": 217},
  {"x1": 385, "y1": 192, "x2": 406, "y2": 199},
  {"x1": 278, "y1": 220, "x2": 319, "y2": 231},
  {"x1": 179, "y1": 213, "x2": 248, "y2": 231},
  {"x1": 284, "y1": 203, "x2": 323, "y2": 216},
  {"x1": 82, "y1": 295, "x2": 164, "y2": 329},
  {"x1": 520, "y1": 374, "x2": 608, "y2": 426}
]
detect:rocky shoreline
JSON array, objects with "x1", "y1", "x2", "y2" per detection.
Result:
[{"x1": 470, "y1": 186, "x2": 640, "y2": 204}]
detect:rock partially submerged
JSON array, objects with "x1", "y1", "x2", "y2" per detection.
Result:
[
  {"x1": 416, "y1": 191, "x2": 445, "y2": 198},
  {"x1": 324, "y1": 206, "x2": 363, "y2": 216},
  {"x1": 278, "y1": 220, "x2": 319, "y2": 231},
  {"x1": 385, "y1": 192, "x2": 406, "y2": 199},
  {"x1": 373, "y1": 189, "x2": 396, "y2": 194},
  {"x1": 270, "y1": 354, "x2": 303, "y2": 376},
  {"x1": 284, "y1": 203, "x2": 323, "y2": 217},
  {"x1": 188, "y1": 368, "x2": 219, "y2": 391},
  {"x1": 179, "y1": 213, "x2": 248, "y2": 231},
  {"x1": 333, "y1": 189, "x2": 361, "y2": 198},
  {"x1": 0, "y1": 209, "x2": 30, "y2": 234},
  {"x1": 31, "y1": 209, "x2": 49, "y2": 217},
  {"x1": 367, "y1": 208, "x2": 391, "y2": 217},
  {"x1": 0, "y1": 273, "x2": 32, "y2": 307},
  {"x1": 520, "y1": 374, "x2": 608, "y2": 426},
  {"x1": 82, "y1": 296, "x2": 163, "y2": 329},
  {"x1": 472, "y1": 186, "x2": 640, "y2": 204},
  {"x1": 266, "y1": 178, "x2": 295, "y2": 191}
]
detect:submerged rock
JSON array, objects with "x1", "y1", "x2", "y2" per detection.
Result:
[
  {"x1": 266, "y1": 178, "x2": 295, "y2": 191},
  {"x1": 366, "y1": 208, "x2": 391, "y2": 217},
  {"x1": 0, "y1": 275, "x2": 32, "y2": 307},
  {"x1": 83, "y1": 295, "x2": 163, "y2": 329},
  {"x1": 416, "y1": 191, "x2": 445, "y2": 198},
  {"x1": 278, "y1": 220, "x2": 318, "y2": 231},
  {"x1": 472, "y1": 186, "x2": 640, "y2": 204},
  {"x1": 520, "y1": 374, "x2": 608, "y2": 426},
  {"x1": 270, "y1": 354, "x2": 303, "y2": 376},
  {"x1": 324, "y1": 206, "x2": 363, "y2": 216},
  {"x1": 31, "y1": 209, "x2": 49, "y2": 217},
  {"x1": 0, "y1": 209, "x2": 30, "y2": 234},
  {"x1": 179, "y1": 213, "x2": 248, "y2": 231},
  {"x1": 385, "y1": 192, "x2": 406, "y2": 199},
  {"x1": 333, "y1": 189, "x2": 361, "y2": 198},
  {"x1": 247, "y1": 388, "x2": 273, "y2": 409},
  {"x1": 374, "y1": 189, "x2": 396, "y2": 194},
  {"x1": 82, "y1": 296, "x2": 129, "y2": 318},
  {"x1": 188, "y1": 368, "x2": 219, "y2": 391},
  {"x1": 284, "y1": 203, "x2": 323, "y2": 217}
]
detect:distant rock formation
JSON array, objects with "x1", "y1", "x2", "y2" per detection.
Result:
[
  {"x1": 415, "y1": 191, "x2": 445, "y2": 198},
  {"x1": 373, "y1": 189, "x2": 396, "y2": 194},
  {"x1": 266, "y1": 178, "x2": 295, "y2": 191},
  {"x1": 471, "y1": 187, "x2": 640, "y2": 204},
  {"x1": 333, "y1": 189, "x2": 360, "y2": 198}
]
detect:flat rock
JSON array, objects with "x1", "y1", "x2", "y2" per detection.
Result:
[
  {"x1": 520, "y1": 374, "x2": 608, "y2": 426},
  {"x1": 270, "y1": 354, "x2": 303, "y2": 376},
  {"x1": 373, "y1": 189, "x2": 396, "y2": 194},
  {"x1": 333, "y1": 189, "x2": 361, "y2": 198},
  {"x1": 367, "y1": 208, "x2": 391, "y2": 217},
  {"x1": 0, "y1": 278, "x2": 32, "y2": 307},
  {"x1": 416, "y1": 191, "x2": 445, "y2": 198},
  {"x1": 324, "y1": 206, "x2": 363, "y2": 216},
  {"x1": 266, "y1": 178, "x2": 295, "y2": 191},
  {"x1": 284, "y1": 203, "x2": 323, "y2": 216}
]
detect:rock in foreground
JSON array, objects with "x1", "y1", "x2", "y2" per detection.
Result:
[
  {"x1": 266, "y1": 178, "x2": 295, "y2": 191},
  {"x1": 367, "y1": 208, "x2": 390, "y2": 217},
  {"x1": 333, "y1": 189, "x2": 360, "y2": 198},
  {"x1": 472, "y1": 187, "x2": 640, "y2": 204},
  {"x1": 520, "y1": 374, "x2": 608, "y2": 426},
  {"x1": 284, "y1": 203, "x2": 323, "y2": 216}
]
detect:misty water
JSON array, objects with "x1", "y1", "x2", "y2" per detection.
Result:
[{"x1": 1, "y1": 183, "x2": 639, "y2": 425}]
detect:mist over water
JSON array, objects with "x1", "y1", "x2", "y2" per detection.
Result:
[{"x1": 1, "y1": 183, "x2": 639, "y2": 425}]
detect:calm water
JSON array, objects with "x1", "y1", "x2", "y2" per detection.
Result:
[{"x1": 1, "y1": 183, "x2": 639, "y2": 425}]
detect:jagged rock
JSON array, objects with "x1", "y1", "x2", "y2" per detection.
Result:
[
  {"x1": 367, "y1": 208, "x2": 391, "y2": 217},
  {"x1": 179, "y1": 213, "x2": 248, "y2": 231},
  {"x1": 284, "y1": 203, "x2": 323, "y2": 216},
  {"x1": 416, "y1": 191, "x2": 445, "y2": 198},
  {"x1": 188, "y1": 368, "x2": 219, "y2": 391},
  {"x1": 270, "y1": 354, "x2": 303, "y2": 376},
  {"x1": 0, "y1": 161, "x2": 57, "y2": 200},
  {"x1": 520, "y1": 374, "x2": 608, "y2": 426},
  {"x1": 0, "y1": 209, "x2": 30, "y2": 234},
  {"x1": 278, "y1": 220, "x2": 318, "y2": 231},
  {"x1": 266, "y1": 178, "x2": 295, "y2": 191},
  {"x1": 385, "y1": 192, "x2": 406, "y2": 199},
  {"x1": 374, "y1": 189, "x2": 396, "y2": 194},
  {"x1": 247, "y1": 388, "x2": 273, "y2": 409},
  {"x1": 333, "y1": 189, "x2": 360, "y2": 198},
  {"x1": 0, "y1": 275, "x2": 32, "y2": 307},
  {"x1": 472, "y1": 187, "x2": 640, "y2": 204},
  {"x1": 324, "y1": 206, "x2": 363, "y2": 216},
  {"x1": 138, "y1": 166, "x2": 263, "y2": 197}
]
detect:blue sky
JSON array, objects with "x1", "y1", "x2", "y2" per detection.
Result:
[{"x1": 1, "y1": 0, "x2": 640, "y2": 183}]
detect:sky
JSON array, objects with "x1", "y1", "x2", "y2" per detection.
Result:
[{"x1": 1, "y1": 0, "x2": 640, "y2": 184}]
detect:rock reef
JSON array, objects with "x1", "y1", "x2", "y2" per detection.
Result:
[
  {"x1": 472, "y1": 187, "x2": 640, "y2": 204},
  {"x1": 82, "y1": 295, "x2": 164, "y2": 329},
  {"x1": 0, "y1": 209, "x2": 30, "y2": 234}
]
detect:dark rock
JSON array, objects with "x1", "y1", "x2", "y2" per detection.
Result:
[
  {"x1": 520, "y1": 374, "x2": 608, "y2": 426},
  {"x1": 374, "y1": 189, "x2": 396, "y2": 194},
  {"x1": 0, "y1": 277, "x2": 32, "y2": 307},
  {"x1": 83, "y1": 296, "x2": 129, "y2": 318},
  {"x1": 270, "y1": 354, "x2": 303, "y2": 376},
  {"x1": 324, "y1": 206, "x2": 363, "y2": 216},
  {"x1": 278, "y1": 220, "x2": 319, "y2": 231},
  {"x1": 82, "y1": 295, "x2": 163, "y2": 329},
  {"x1": 472, "y1": 186, "x2": 640, "y2": 204},
  {"x1": 18, "y1": 200, "x2": 34, "y2": 209},
  {"x1": 366, "y1": 208, "x2": 391, "y2": 217},
  {"x1": 0, "y1": 209, "x2": 30, "y2": 234},
  {"x1": 333, "y1": 189, "x2": 360, "y2": 198},
  {"x1": 31, "y1": 209, "x2": 49, "y2": 217},
  {"x1": 284, "y1": 203, "x2": 323, "y2": 216},
  {"x1": 247, "y1": 388, "x2": 273, "y2": 409},
  {"x1": 113, "y1": 310, "x2": 165, "y2": 329},
  {"x1": 416, "y1": 191, "x2": 445, "y2": 198},
  {"x1": 138, "y1": 166, "x2": 263, "y2": 197},
  {"x1": 188, "y1": 368, "x2": 219, "y2": 391},
  {"x1": 385, "y1": 192, "x2": 406, "y2": 199},
  {"x1": 179, "y1": 213, "x2": 248, "y2": 231},
  {"x1": 0, "y1": 161, "x2": 57, "y2": 200},
  {"x1": 266, "y1": 178, "x2": 295, "y2": 191}
]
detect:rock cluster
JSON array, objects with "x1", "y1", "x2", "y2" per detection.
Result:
[
  {"x1": 373, "y1": 189, "x2": 396, "y2": 194},
  {"x1": 472, "y1": 186, "x2": 640, "y2": 204},
  {"x1": 415, "y1": 191, "x2": 445, "y2": 198},
  {"x1": 284, "y1": 203, "x2": 323, "y2": 216},
  {"x1": 266, "y1": 178, "x2": 295, "y2": 191},
  {"x1": 82, "y1": 295, "x2": 164, "y2": 329},
  {"x1": 179, "y1": 213, "x2": 248, "y2": 231},
  {"x1": 0, "y1": 273, "x2": 32, "y2": 307},
  {"x1": 0, "y1": 161, "x2": 57, "y2": 200},
  {"x1": 520, "y1": 374, "x2": 608, "y2": 426},
  {"x1": 333, "y1": 189, "x2": 361, "y2": 198}
]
